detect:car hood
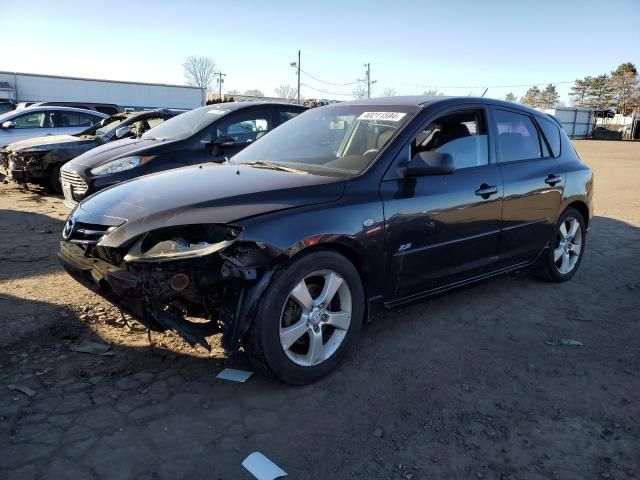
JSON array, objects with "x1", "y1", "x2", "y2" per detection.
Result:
[
  {"x1": 76, "y1": 163, "x2": 345, "y2": 248},
  {"x1": 68, "y1": 137, "x2": 171, "y2": 168},
  {"x1": 3, "y1": 134, "x2": 96, "y2": 153}
]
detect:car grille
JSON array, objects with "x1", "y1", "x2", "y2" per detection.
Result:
[
  {"x1": 67, "y1": 221, "x2": 114, "y2": 245},
  {"x1": 60, "y1": 170, "x2": 88, "y2": 194},
  {"x1": 91, "y1": 245, "x2": 128, "y2": 268}
]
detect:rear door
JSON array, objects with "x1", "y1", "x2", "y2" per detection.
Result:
[
  {"x1": 491, "y1": 107, "x2": 565, "y2": 266},
  {"x1": 56, "y1": 111, "x2": 103, "y2": 136},
  {"x1": 381, "y1": 106, "x2": 503, "y2": 300}
]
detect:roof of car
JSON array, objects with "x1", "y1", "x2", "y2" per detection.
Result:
[
  {"x1": 0, "y1": 105, "x2": 109, "y2": 121},
  {"x1": 199, "y1": 101, "x2": 307, "y2": 112},
  {"x1": 334, "y1": 95, "x2": 544, "y2": 116},
  {"x1": 17, "y1": 106, "x2": 108, "y2": 116},
  {"x1": 119, "y1": 109, "x2": 183, "y2": 119}
]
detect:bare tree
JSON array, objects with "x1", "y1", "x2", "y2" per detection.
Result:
[
  {"x1": 226, "y1": 89, "x2": 240, "y2": 95},
  {"x1": 423, "y1": 88, "x2": 441, "y2": 96},
  {"x1": 382, "y1": 87, "x2": 398, "y2": 97},
  {"x1": 274, "y1": 84, "x2": 297, "y2": 100},
  {"x1": 244, "y1": 89, "x2": 264, "y2": 97},
  {"x1": 505, "y1": 92, "x2": 517, "y2": 102},
  {"x1": 183, "y1": 56, "x2": 217, "y2": 90},
  {"x1": 352, "y1": 83, "x2": 367, "y2": 99}
]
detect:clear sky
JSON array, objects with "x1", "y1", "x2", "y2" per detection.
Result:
[{"x1": 1, "y1": 0, "x2": 638, "y2": 103}]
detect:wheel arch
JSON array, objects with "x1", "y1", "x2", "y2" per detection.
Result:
[
  {"x1": 562, "y1": 199, "x2": 591, "y2": 229},
  {"x1": 288, "y1": 239, "x2": 367, "y2": 293}
]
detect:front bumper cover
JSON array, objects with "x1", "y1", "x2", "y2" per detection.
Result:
[{"x1": 58, "y1": 241, "x2": 274, "y2": 351}]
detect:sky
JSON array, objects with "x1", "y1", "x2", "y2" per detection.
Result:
[{"x1": 1, "y1": 0, "x2": 639, "y2": 103}]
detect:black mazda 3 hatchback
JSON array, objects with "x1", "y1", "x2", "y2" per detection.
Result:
[
  {"x1": 59, "y1": 96, "x2": 593, "y2": 384},
  {"x1": 59, "y1": 102, "x2": 307, "y2": 207}
]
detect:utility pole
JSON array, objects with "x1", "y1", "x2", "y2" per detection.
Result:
[
  {"x1": 215, "y1": 72, "x2": 226, "y2": 101},
  {"x1": 364, "y1": 63, "x2": 377, "y2": 98},
  {"x1": 290, "y1": 50, "x2": 301, "y2": 104}
]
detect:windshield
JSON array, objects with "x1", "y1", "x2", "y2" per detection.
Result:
[
  {"x1": 230, "y1": 105, "x2": 417, "y2": 176},
  {"x1": 141, "y1": 106, "x2": 228, "y2": 141}
]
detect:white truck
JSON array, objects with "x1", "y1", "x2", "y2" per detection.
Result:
[{"x1": 0, "y1": 71, "x2": 205, "y2": 115}]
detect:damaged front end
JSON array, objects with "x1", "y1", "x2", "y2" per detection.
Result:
[
  {"x1": 3, "y1": 149, "x2": 51, "y2": 183},
  {"x1": 58, "y1": 222, "x2": 283, "y2": 351}
]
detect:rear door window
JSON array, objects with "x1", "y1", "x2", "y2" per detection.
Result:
[
  {"x1": 536, "y1": 116, "x2": 562, "y2": 157},
  {"x1": 215, "y1": 111, "x2": 272, "y2": 145},
  {"x1": 493, "y1": 109, "x2": 542, "y2": 162},
  {"x1": 278, "y1": 109, "x2": 302, "y2": 124},
  {"x1": 58, "y1": 111, "x2": 100, "y2": 127}
]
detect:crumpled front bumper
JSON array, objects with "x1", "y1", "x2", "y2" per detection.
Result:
[
  {"x1": 58, "y1": 241, "x2": 153, "y2": 327},
  {"x1": 58, "y1": 240, "x2": 274, "y2": 351},
  {"x1": 4, "y1": 152, "x2": 49, "y2": 182}
]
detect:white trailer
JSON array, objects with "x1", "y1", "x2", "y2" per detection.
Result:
[
  {"x1": 0, "y1": 71, "x2": 205, "y2": 111},
  {"x1": 540, "y1": 107, "x2": 594, "y2": 139}
]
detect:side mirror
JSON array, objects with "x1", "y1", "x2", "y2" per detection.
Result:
[
  {"x1": 115, "y1": 125, "x2": 132, "y2": 139},
  {"x1": 213, "y1": 136, "x2": 235, "y2": 148},
  {"x1": 406, "y1": 150, "x2": 455, "y2": 176},
  {"x1": 1, "y1": 121, "x2": 16, "y2": 129}
]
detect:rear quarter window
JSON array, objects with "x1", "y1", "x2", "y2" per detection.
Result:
[{"x1": 536, "y1": 116, "x2": 562, "y2": 157}]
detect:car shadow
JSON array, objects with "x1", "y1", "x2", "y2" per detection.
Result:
[{"x1": 0, "y1": 209, "x2": 65, "y2": 281}]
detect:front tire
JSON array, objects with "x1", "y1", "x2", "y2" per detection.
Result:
[
  {"x1": 245, "y1": 250, "x2": 364, "y2": 384},
  {"x1": 47, "y1": 164, "x2": 62, "y2": 194},
  {"x1": 535, "y1": 207, "x2": 586, "y2": 282}
]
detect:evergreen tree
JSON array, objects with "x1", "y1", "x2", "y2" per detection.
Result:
[
  {"x1": 539, "y1": 84, "x2": 560, "y2": 109},
  {"x1": 520, "y1": 86, "x2": 541, "y2": 107}
]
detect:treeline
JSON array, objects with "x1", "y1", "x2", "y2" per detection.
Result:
[{"x1": 504, "y1": 62, "x2": 639, "y2": 114}]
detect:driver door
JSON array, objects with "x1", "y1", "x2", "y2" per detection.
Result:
[{"x1": 381, "y1": 106, "x2": 503, "y2": 301}]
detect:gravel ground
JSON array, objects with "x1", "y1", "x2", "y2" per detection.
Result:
[{"x1": 0, "y1": 140, "x2": 638, "y2": 480}]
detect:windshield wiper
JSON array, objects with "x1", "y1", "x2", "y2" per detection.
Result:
[{"x1": 243, "y1": 161, "x2": 307, "y2": 174}]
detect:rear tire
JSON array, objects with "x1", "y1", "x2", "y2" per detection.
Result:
[
  {"x1": 535, "y1": 207, "x2": 586, "y2": 282},
  {"x1": 244, "y1": 250, "x2": 364, "y2": 384}
]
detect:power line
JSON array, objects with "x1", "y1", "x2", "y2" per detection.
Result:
[
  {"x1": 301, "y1": 83, "x2": 355, "y2": 97},
  {"x1": 300, "y1": 68, "x2": 359, "y2": 86}
]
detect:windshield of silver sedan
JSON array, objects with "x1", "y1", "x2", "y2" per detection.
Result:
[{"x1": 230, "y1": 105, "x2": 417, "y2": 176}]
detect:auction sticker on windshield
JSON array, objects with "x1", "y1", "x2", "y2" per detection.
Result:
[{"x1": 357, "y1": 112, "x2": 406, "y2": 122}]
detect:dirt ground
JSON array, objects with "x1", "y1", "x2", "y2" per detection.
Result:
[{"x1": 0, "y1": 140, "x2": 638, "y2": 480}]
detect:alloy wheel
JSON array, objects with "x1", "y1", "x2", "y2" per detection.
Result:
[
  {"x1": 553, "y1": 216, "x2": 583, "y2": 275},
  {"x1": 279, "y1": 269, "x2": 352, "y2": 367}
]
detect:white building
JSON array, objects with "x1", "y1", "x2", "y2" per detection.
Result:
[{"x1": 0, "y1": 71, "x2": 205, "y2": 113}]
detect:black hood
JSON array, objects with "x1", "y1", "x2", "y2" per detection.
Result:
[
  {"x1": 67, "y1": 137, "x2": 172, "y2": 168},
  {"x1": 75, "y1": 163, "x2": 345, "y2": 248}
]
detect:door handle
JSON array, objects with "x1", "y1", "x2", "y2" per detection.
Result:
[
  {"x1": 475, "y1": 184, "x2": 498, "y2": 198},
  {"x1": 545, "y1": 174, "x2": 562, "y2": 186}
]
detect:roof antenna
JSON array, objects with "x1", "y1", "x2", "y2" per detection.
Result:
[{"x1": 481, "y1": 88, "x2": 488, "y2": 97}]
